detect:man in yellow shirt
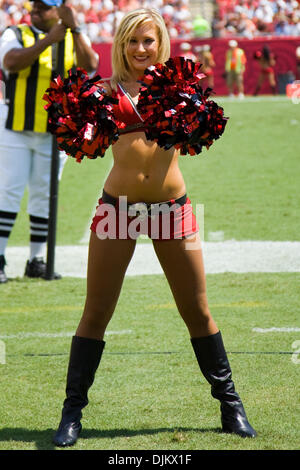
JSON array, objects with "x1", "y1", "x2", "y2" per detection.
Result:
[
  {"x1": 225, "y1": 39, "x2": 247, "y2": 99},
  {"x1": 0, "y1": 0, "x2": 99, "y2": 283}
]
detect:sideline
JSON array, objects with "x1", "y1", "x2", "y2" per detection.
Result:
[
  {"x1": 218, "y1": 96, "x2": 291, "y2": 103},
  {"x1": 5, "y1": 240, "x2": 300, "y2": 278},
  {"x1": 0, "y1": 330, "x2": 133, "y2": 339}
]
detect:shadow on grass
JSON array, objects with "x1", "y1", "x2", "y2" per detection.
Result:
[{"x1": 0, "y1": 426, "x2": 221, "y2": 450}]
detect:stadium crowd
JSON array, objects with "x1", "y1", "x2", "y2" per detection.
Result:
[
  {"x1": 1, "y1": 0, "x2": 300, "y2": 41},
  {"x1": 213, "y1": 0, "x2": 300, "y2": 38},
  {"x1": 0, "y1": 0, "x2": 194, "y2": 41}
]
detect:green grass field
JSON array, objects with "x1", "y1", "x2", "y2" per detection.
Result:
[
  {"x1": 1, "y1": 97, "x2": 300, "y2": 451},
  {"x1": 9, "y1": 96, "x2": 300, "y2": 245}
]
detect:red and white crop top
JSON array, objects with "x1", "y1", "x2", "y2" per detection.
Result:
[{"x1": 112, "y1": 83, "x2": 146, "y2": 134}]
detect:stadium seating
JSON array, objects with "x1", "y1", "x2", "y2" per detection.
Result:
[
  {"x1": 1, "y1": 1, "x2": 299, "y2": 40},
  {"x1": 0, "y1": 0, "x2": 195, "y2": 41},
  {"x1": 213, "y1": 0, "x2": 300, "y2": 37}
]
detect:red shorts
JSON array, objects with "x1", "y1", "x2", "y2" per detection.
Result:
[
  {"x1": 204, "y1": 67, "x2": 213, "y2": 76},
  {"x1": 90, "y1": 191, "x2": 199, "y2": 241},
  {"x1": 262, "y1": 66, "x2": 274, "y2": 74}
]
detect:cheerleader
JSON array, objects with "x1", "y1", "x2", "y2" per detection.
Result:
[
  {"x1": 253, "y1": 46, "x2": 276, "y2": 96},
  {"x1": 51, "y1": 8, "x2": 257, "y2": 446}
]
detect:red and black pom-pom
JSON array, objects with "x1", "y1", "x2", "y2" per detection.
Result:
[
  {"x1": 137, "y1": 56, "x2": 228, "y2": 156},
  {"x1": 43, "y1": 68, "x2": 119, "y2": 162}
]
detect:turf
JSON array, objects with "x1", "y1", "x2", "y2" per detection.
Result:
[
  {"x1": 0, "y1": 272, "x2": 299, "y2": 450},
  {"x1": 181, "y1": 97, "x2": 300, "y2": 241},
  {"x1": 7, "y1": 97, "x2": 300, "y2": 246},
  {"x1": 1, "y1": 97, "x2": 299, "y2": 451}
]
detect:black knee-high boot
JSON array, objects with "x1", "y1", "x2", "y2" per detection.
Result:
[
  {"x1": 53, "y1": 335, "x2": 105, "y2": 447},
  {"x1": 191, "y1": 331, "x2": 257, "y2": 438}
]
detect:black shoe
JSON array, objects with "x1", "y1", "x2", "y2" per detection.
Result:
[
  {"x1": 0, "y1": 255, "x2": 8, "y2": 284},
  {"x1": 53, "y1": 336, "x2": 105, "y2": 447},
  {"x1": 24, "y1": 257, "x2": 61, "y2": 279},
  {"x1": 191, "y1": 331, "x2": 257, "y2": 438},
  {"x1": 53, "y1": 417, "x2": 82, "y2": 447},
  {"x1": 221, "y1": 400, "x2": 257, "y2": 438}
]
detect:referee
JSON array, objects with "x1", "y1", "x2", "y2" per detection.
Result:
[{"x1": 0, "y1": 0, "x2": 99, "y2": 283}]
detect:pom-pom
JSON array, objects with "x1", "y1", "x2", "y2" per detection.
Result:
[
  {"x1": 137, "y1": 56, "x2": 228, "y2": 156},
  {"x1": 43, "y1": 68, "x2": 119, "y2": 162}
]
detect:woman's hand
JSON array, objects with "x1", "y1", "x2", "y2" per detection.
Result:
[{"x1": 100, "y1": 81, "x2": 112, "y2": 96}]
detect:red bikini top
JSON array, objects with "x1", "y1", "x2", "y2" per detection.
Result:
[{"x1": 112, "y1": 83, "x2": 146, "y2": 134}]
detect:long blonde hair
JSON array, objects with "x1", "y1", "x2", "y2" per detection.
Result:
[{"x1": 111, "y1": 8, "x2": 170, "y2": 88}]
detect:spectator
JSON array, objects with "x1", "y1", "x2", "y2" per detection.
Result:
[
  {"x1": 254, "y1": 0, "x2": 274, "y2": 24},
  {"x1": 274, "y1": 13, "x2": 291, "y2": 34},
  {"x1": 211, "y1": 10, "x2": 226, "y2": 37},
  {"x1": 214, "y1": 0, "x2": 300, "y2": 37},
  {"x1": 193, "y1": 14, "x2": 211, "y2": 37},
  {"x1": 289, "y1": 14, "x2": 300, "y2": 36},
  {"x1": 236, "y1": 12, "x2": 256, "y2": 38},
  {"x1": 0, "y1": 1, "x2": 196, "y2": 41}
]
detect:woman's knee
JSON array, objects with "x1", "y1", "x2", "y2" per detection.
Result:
[
  {"x1": 179, "y1": 290, "x2": 209, "y2": 314},
  {"x1": 83, "y1": 296, "x2": 116, "y2": 324},
  {"x1": 179, "y1": 304, "x2": 212, "y2": 324},
  {"x1": 76, "y1": 303, "x2": 115, "y2": 339},
  {"x1": 178, "y1": 305, "x2": 218, "y2": 337},
  {"x1": 78, "y1": 315, "x2": 110, "y2": 336},
  {"x1": 86, "y1": 297, "x2": 116, "y2": 318},
  {"x1": 177, "y1": 294, "x2": 215, "y2": 326}
]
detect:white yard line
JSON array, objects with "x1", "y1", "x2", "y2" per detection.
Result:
[
  {"x1": 252, "y1": 327, "x2": 300, "y2": 333},
  {"x1": 5, "y1": 240, "x2": 300, "y2": 278},
  {"x1": 219, "y1": 96, "x2": 291, "y2": 103},
  {"x1": 0, "y1": 330, "x2": 133, "y2": 340}
]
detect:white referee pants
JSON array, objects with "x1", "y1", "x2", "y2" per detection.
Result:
[{"x1": 0, "y1": 104, "x2": 67, "y2": 218}]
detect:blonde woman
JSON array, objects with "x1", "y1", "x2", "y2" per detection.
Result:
[{"x1": 53, "y1": 8, "x2": 257, "y2": 447}]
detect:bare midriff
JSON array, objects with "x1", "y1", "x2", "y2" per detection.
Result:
[{"x1": 104, "y1": 131, "x2": 186, "y2": 203}]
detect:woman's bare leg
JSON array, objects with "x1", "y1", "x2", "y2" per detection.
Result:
[
  {"x1": 76, "y1": 232, "x2": 137, "y2": 340},
  {"x1": 253, "y1": 72, "x2": 264, "y2": 95},
  {"x1": 268, "y1": 72, "x2": 276, "y2": 94},
  {"x1": 153, "y1": 233, "x2": 257, "y2": 437},
  {"x1": 152, "y1": 233, "x2": 218, "y2": 338}
]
